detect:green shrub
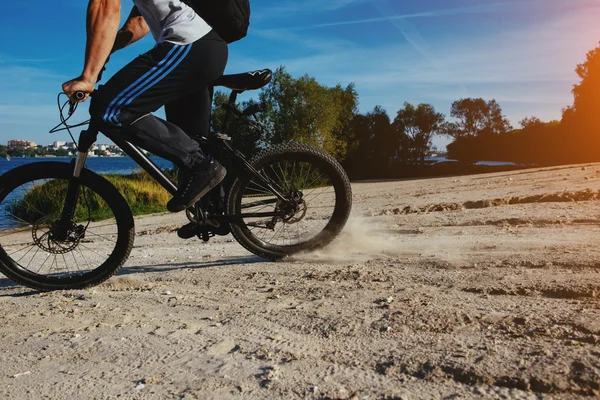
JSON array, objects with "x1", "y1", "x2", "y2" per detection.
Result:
[{"x1": 9, "y1": 170, "x2": 177, "y2": 224}]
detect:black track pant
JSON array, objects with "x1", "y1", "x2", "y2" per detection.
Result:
[{"x1": 90, "y1": 30, "x2": 228, "y2": 169}]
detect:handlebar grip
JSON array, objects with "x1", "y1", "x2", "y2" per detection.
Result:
[{"x1": 74, "y1": 91, "x2": 86, "y2": 101}]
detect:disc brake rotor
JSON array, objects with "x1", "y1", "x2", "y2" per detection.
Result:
[
  {"x1": 32, "y1": 217, "x2": 82, "y2": 254},
  {"x1": 282, "y1": 200, "x2": 307, "y2": 224}
]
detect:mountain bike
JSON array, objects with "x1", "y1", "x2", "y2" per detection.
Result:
[{"x1": 0, "y1": 69, "x2": 352, "y2": 291}]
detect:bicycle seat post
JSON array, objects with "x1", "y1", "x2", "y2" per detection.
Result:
[{"x1": 73, "y1": 122, "x2": 99, "y2": 178}]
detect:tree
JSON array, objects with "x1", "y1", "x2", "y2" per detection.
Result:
[
  {"x1": 211, "y1": 90, "x2": 263, "y2": 158},
  {"x1": 446, "y1": 98, "x2": 512, "y2": 139},
  {"x1": 344, "y1": 106, "x2": 393, "y2": 178},
  {"x1": 519, "y1": 116, "x2": 543, "y2": 129},
  {"x1": 328, "y1": 83, "x2": 359, "y2": 161},
  {"x1": 210, "y1": 90, "x2": 230, "y2": 134},
  {"x1": 368, "y1": 106, "x2": 394, "y2": 171},
  {"x1": 568, "y1": 43, "x2": 600, "y2": 124},
  {"x1": 259, "y1": 66, "x2": 358, "y2": 161},
  {"x1": 562, "y1": 42, "x2": 600, "y2": 161},
  {"x1": 393, "y1": 102, "x2": 446, "y2": 165}
]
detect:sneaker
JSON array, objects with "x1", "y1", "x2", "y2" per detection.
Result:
[
  {"x1": 177, "y1": 222, "x2": 199, "y2": 239},
  {"x1": 167, "y1": 159, "x2": 226, "y2": 213}
]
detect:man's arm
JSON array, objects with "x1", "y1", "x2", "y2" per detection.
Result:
[
  {"x1": 63, "y1": 0, "x2": 120, "y2": 101},
  {"x1": 83, "y1": 0, "x2": 120, "y2": 82},
  {"x1": 111, "y1": 6, "x2": 150, "y2": 54}
]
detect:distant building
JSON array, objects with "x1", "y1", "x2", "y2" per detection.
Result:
[{"x1": 8, "y1": 140, "x2": 36, "y2": 149}]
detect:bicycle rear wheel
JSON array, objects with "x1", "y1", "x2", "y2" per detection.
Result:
[
  {"x1": 0, "y1": 162, "x2": 135, "y2": 291},
  {"x1": 227, "y1": 143, "x2": 352, "y2": 260}
]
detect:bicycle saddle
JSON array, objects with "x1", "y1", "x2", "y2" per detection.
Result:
[{"x1": 212, "y1": 69, "x2": 272, "y2": 91}]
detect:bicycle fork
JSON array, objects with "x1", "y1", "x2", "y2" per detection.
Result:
[{"x1": 54, "y1": 127, "x2": 99, "y2": 239}]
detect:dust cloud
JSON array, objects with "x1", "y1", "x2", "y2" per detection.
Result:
[
  {"x1": 290, "y1": 217, "x2": 404, "y2": 263},
  {"x1": 291, "y1": 216, "x2": 471, "y2": 264}
]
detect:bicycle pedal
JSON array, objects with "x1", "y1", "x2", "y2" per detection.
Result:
[{"x1": 198, "y1": 231, "x2": 215, "y2": 242}]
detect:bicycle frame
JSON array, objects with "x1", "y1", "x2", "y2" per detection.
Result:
[{"x1": 60, "y1": 90, "x2": 289, "y2": 229}]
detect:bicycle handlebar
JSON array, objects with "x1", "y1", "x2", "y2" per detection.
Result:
[{"x1": 73, "y1": 91, "x2": 86, "y2": 101}]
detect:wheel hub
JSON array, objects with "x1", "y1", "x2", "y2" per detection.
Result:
[
  {"x1": 274, "y1": 191, "x2": 308, "y2": 225},
  {"x1": 282, "y1": 200, "x2": 307, "y2": 224},
  {"x1": 32, "y1": 218, "x2": 85, "y2": 254}
]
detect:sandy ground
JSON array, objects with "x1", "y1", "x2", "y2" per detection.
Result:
[{"x1": 1, "y1": 163, "x2": 599, "y2": 399}]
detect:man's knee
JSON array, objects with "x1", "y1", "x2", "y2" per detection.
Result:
[
  {"x1": 89, "y1": 85, "x2": 130, "y2": 128},
  {"x1": 89, "y1": 87, "x2": 113, "y2": 126}
]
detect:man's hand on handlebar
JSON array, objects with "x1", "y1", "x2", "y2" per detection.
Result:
[{"x1": 62, "y1": 76, "x2": 95, "y2": 103}]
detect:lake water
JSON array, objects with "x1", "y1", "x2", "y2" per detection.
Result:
[
  {"x1": 425, "y1": 156, "x2": 517, "y2": 166},
  {"x1": 0, "y1": 156, "x2": 174, "y2": 176}
]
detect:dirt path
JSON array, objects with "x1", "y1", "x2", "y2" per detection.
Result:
[{"x1": 1, "y1": 163, "x2": 599, "y2": 399}]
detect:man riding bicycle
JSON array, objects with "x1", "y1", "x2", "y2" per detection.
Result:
[{"x1": 62, "y1": 0, "x2": 228, "y2": 213}]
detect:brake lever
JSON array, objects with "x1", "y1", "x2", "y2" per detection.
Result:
[
  {"x1": 68, "y1": 101, "x2": 78, "y2": 116},
  {"x1": 67, "y1": 91, "x2": 86, "y2": 115}
]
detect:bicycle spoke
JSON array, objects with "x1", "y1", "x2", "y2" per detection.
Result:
[
  {"x1": 239, "y1": 156, "x2": 338, "y2": 249},
  {"x1": 277, "y1": 161, "x2": 291, "y2": 191},
  {"x1": 88, "y1": 223, "x2": 119, "y2": 230},
  {"x1": 78, "y1": 242, "x2": 111, "y2": 262},
  {"x1": 301, "y1": 163, "x2": 313, "y2": 189},
  {"x1": 85, "y1": 230, "x2": 117, "y2": 244},
  {"x1": 35, "y1": 252, "x2": 52, "y2": 274},
  {"x1": 1, "y1": 208, "x2": 35, "y2": 228},
  {"x1": 303, "y1": 171, "x2": 327, "y2": 191},
  {"x1": 269, "y1": 164, "x2": 285, "y2": 188},
  {"x1": 25, "y1": 245, "x2": 42, "y2": 271},
  {"x1": 7, "y1": 242, "x2": 36, "y2": 257},
  {"x1": 304, "y1": 188, "x2": 335, "y2": 204},
  {"x1": 0, "y1": 173, "x2": 122, "y2": 285},
  {"x1": 242, "y1": 202, "x2": 276, "y2": 214},
  {"x1": 71, "y1": 250, "x2": 81, "y2": 272},
  {"x1": 268, "y1": 223, "x2": 286, "y2": 243},
  {"x1": 14, "y1": 190, "x2": 47, "y2": 219},
  {"x1": 15, "y1": 243, "x2": 37, "y2": 264},
  {"x1": 241, "y1": 198, "x2": 278, "y2": 210},
  {"x1": 245, "y1": 185, "x2": 274, "y2": 196},
  {"x1": 76, "y1": 246, "x2": 92, "y2": 271}
]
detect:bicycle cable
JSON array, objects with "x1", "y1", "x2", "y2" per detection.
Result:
[
  {"x1": 48, "y1": 92, "x2": 94, "y2": 228},
  {"x1": 49, "y1": 92, "x2": 90, "y2": 144}
]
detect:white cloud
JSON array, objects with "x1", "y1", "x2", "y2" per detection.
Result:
[{"x1": 299, "y1": 3, "x2": 509, "y2": 30}]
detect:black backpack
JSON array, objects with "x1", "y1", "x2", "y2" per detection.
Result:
[{"x1": 187, "y1": 0, "x2": 250, "y2": 44}]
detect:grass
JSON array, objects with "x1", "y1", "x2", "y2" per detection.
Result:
[
  {"x1": 103, "y1": 171, "x2": 175, "y2": 216},
  {"x1": 9, "y1": 170, "x2": 177, "y2": 224},
  {"x1": 9, "y1": 165, "x2": 327, "y2": 225}
]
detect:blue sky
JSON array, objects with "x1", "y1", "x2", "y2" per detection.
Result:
[{"x1": 0, "y1": 0, "x2": 599, "y2": 149}]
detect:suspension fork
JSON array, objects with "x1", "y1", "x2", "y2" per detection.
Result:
[{"x1": 58, "y1": 126, "x2": 99, "y2": 226}]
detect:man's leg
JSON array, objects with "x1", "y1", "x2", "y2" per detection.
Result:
[
  {"x1": 165, "y1": 85, "x2": 214, "y2": 141},
  {"x1": 90, "y1": 35, "x2": 228, "y2": 210},
  {"x1": 90, "y1": 43, "x2": 204, "y2": 169}
]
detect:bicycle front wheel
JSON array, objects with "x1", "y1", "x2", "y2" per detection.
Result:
[
  {"x1": 227, "y1": 143, "x2": 352, "y2": 260},
  {"x1": 0, "y1": 162, "x2": 135, "y2": 291}
]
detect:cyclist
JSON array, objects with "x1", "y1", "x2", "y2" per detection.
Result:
[{"x1": 62, "y1": 0, "x2": 228, "y2": 213}]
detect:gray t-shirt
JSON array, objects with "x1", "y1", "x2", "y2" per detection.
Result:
[{"x1": 132, "y1": 0, "x2": 211, "y2": 44}]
